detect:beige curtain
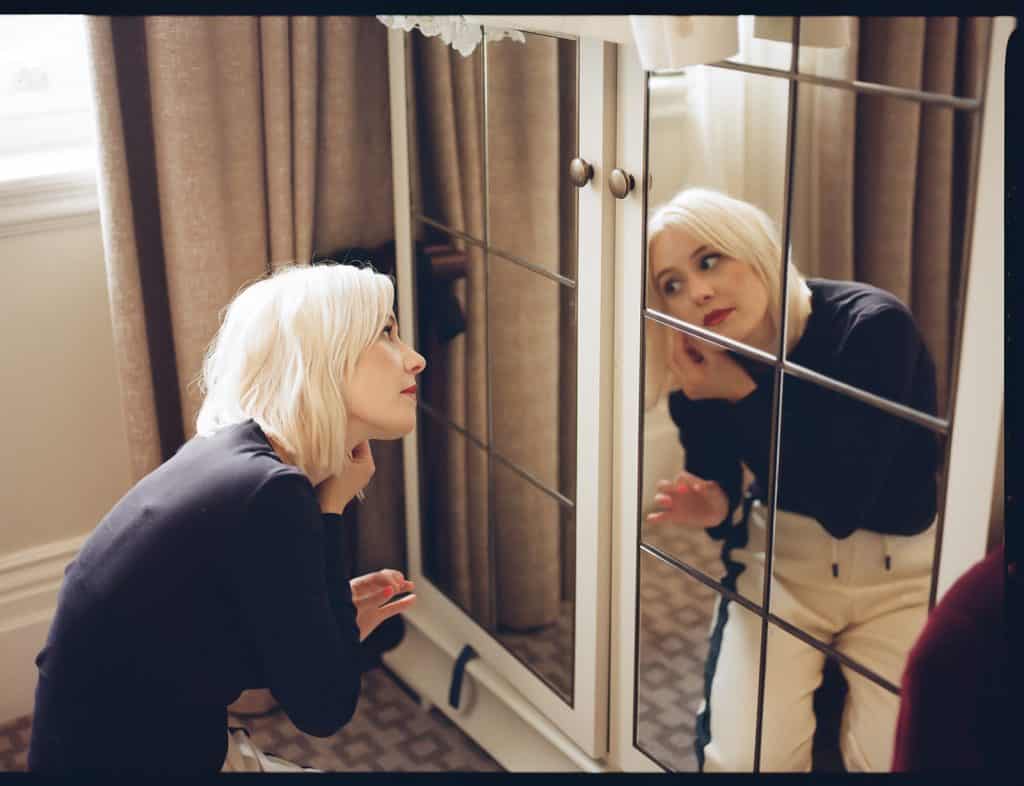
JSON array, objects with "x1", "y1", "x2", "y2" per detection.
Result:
[
  {"x1": 85, "y1": 16, "x2": 403, "y2": 574},
  {"x1": 790, "y1": 17, "x2": 991, "y2": 413},
  {"x1": 409, "y1": 32, "x2": 576, "y2": 631}
]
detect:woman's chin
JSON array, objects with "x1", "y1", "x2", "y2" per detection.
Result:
[{"x1": 371, "y1": 420, "x2": 417, "y2": 441}]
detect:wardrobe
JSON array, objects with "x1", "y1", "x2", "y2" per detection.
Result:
[{"x1": 379, "y1": 16, "x2": 1010, "y2": 772}]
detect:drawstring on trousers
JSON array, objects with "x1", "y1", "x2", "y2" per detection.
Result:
[{"x1": 831, "y1": 535, "x2": 893, "y2": 578}]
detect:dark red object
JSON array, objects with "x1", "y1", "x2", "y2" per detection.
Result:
[{"x1": 891, "y1": 543, "x2": 1011, "y2": 772}]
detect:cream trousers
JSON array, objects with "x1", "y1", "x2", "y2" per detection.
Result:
[
  {"x1": 221, "y1": 726, "x2": 321, "y2": 773},
  {"x1": 699, "y1": 504, "x2": 935, "y2": 772}
]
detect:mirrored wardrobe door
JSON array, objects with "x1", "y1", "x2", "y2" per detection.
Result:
[
  {"x1": 391, "y1": 27, "x2": 617, "y2": 757},
  {"x1": 406, "y1": 25, "x2": 581, "y2": 696},
  {"x1": 621, "y1": 15, "x2": 1001, "y2": 775}
]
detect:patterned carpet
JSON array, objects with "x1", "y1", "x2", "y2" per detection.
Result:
[
  {"x1": 0, "y1": 667, "x2": 502, "y2": 773},
  {"x1": 636, "y1": 521, "x2": 725, "y2": 772}
]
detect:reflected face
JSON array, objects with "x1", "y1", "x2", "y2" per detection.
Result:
[
  {"x1": 650, "y1": 225, "x2": 773, "y2": 352},
  {"x1": 346, "y1": 314, "x2": 426, "y2": 442}
]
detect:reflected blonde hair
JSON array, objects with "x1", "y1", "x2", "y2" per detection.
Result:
[
  {"x1": 195, "y1": 262, "x2": 395, "y2": 481},
  {"x1": 644, "y1": 188, "x2": 813, "y2": 409}
]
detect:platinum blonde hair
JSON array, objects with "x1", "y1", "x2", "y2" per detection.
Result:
[
  {"x1": 644, "y1": 187, "x2": 813, "y2": 409},
  {"x1": 195, "y1": 262, "x2": 395, "y2": 481}
]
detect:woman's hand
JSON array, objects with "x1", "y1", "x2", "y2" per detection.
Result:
[
  {"x1": 316, "y1": 441, "x2": 375, "y2": 514},
  {"x1": 349, "y1": 569, "x2": 416, "y2": 642},
  {"x1": 668, "y1": 331, "x2": 757, "y2": 402},
  {"x1": 646, "y1": 470, "x2": 730, "y2": 529}
]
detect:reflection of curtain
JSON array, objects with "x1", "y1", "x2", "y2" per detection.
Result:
[
  {"x1": 790, "y1": 17, "x2": 991, "y2": 414},
  {"x1": 648, "y1": 17, "x2": 792, "y2": 224},
  {"x1": 410, "y1": 33, "x2": 575, "y2": 630},
  {"x1": 86, "y1": 16, "x2": 400, "y2": 569}
]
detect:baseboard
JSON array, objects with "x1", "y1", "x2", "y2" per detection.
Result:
[
  {"x1": 381, "y1": 613, "x2": 612, "y2": 773},
  {"x1": 0, "y1": 535, "x2": 86, "y2": 724}
]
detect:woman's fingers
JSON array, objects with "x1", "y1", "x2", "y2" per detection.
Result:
[
  {"x1": 356, "y1": 586, "x2": 395, "y2": 607},
  {"x1": 351, "y1": 570, "x2": 412, "y2": 602},
  {"x1": 377, "y1": 593, "x2": 417, "y2": 620},
  {"x1": 652, "y1": 493, "x2": 677, "y2": 510}
]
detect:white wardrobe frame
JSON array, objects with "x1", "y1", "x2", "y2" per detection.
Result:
[{"x1": 383, "y1": 17, "x2": 1010, "y2": 772}]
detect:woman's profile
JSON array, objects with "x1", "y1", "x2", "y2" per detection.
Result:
[
  {"x1": 28, "y1": 262, "x2": 425, "y2": 773},
  {"x1": 645, "y1": 188, "x2": 940, "y2": 772}
]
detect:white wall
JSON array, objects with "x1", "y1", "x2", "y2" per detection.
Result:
[{"x1": 0, "y1": 211, "x2": 133, "y2": 723}]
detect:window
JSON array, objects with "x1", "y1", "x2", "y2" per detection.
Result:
[{"x1": 0, "y1": 15, "x2": 98, "y2": 236}]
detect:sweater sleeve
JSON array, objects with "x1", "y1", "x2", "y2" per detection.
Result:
[
  {"x1": 781, "y1": 306, "x2": 938, "y2": 537},
  {"x1": 227, "y1": 474, "x2": 362, "y2": 737},
  {"x1": 322, "y1": 514, "x2": 378, "y2": 674},
  {"x1": 667, "y1": 391, "x2": 746, "y2": 540}
]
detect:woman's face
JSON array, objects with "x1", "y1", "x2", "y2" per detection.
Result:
[
  {"x1": 346, "y1": 314, "x2": 426, "y2": 443},
  {"x1": 649, "y1": 225, "x2": 773, "y2": 352}
]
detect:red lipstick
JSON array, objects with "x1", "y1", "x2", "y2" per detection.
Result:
[
  {"x1": 703, "y1": 308, "x2": 733, "y2": 327},
  {"x1": 401, "y1": 385, "x2": 417, "y2": 396}
]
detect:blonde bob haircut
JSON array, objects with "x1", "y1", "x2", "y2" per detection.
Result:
[
  {"x1": 644, "y1": 188, "x2": 813, "y2": 409},
  {"x1": 195, "y1": 262, "x2": 395, "y2": 482}
]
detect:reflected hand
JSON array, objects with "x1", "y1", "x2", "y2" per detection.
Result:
[
  {"x1": 668, "y1": 332, "x2": 757, "y2": 402},
  {"x1": 647, "y1": 470, "x2": 729, "y2": 529},
  {"x1": 350, "y1": 569, "x2": 416, "y2": 642},
  {"x1": 316, "y1": 441, "x2": 375, "y2": 514}
]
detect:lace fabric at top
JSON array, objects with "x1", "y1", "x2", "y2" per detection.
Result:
[{"x1": 376, "y1": 16, "x2": 526, "y2": 57}]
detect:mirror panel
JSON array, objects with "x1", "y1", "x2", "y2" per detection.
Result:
[
  {"x1": 787, "y1": 86, "x2": 979, "y2": 417},
  {"x1": 762, "y1": 624, "x2": 901, "y2": 772},
  {"x1": 492, "y1": 456, "x2": 575, "y2": 702},
  {"x1": 489, "y1": 254, "x2": 577, "y2": 500},
  {"x1": 413, "y1": 221, "x2": 487, "y2": 441},
  {"x1": 646, "y1": 67, "x2": 790, "y2": 360},
  {"x1": 640, "y1": 317, "x2": 776, "y2": 607},
  {"x1": 408, "y1": 32, "x2": 486, "y2": 243},
  {"x1": 797, "y1": 16, "x2": 991, "y2": 99},
  {"x1": 636, "y1": 549, "x2": 760, "y2": 772},
  {"x1": 418, "y1": 414, "x2": 494, "y2": 623},
  {"x1": 486, "y1": 32, "x2": 578, "y2": 280}
]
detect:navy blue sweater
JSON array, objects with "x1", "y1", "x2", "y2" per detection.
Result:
[
  {"x1": 28, "y1": 419, "x2": 368, "y2": 774},
  {"x1": 668, "y1": 279, "x2": 940, "y2": 540}
]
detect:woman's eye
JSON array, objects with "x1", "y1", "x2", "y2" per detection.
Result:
[
  {"x1": 662, "y1": 278, "x2": 682, "y2": 296},
  {"x1": 699, "y1": 254, "x2": 721, "y2": 271},
  {"x1": 382, "y1": 325, "x2": 394, "y2": 339}
]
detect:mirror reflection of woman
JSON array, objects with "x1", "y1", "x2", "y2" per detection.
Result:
[
  {"x1": 29, "y1": 263, "x2": 425, "y2": 774},
  {"x1": 645, "y1": 189, "x2": 939, "y2": 772}
]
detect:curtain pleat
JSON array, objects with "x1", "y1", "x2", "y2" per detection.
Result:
[{"x1": 791, "y1": 16, "x2": 990, "y2": 414}]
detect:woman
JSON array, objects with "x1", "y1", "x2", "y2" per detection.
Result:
[
  {"x1": 644, "y1": 189, "x2": 940, "y2": 772},
  {"x1": 28, "y1": 262, "x2": 425, "y2": 774}
]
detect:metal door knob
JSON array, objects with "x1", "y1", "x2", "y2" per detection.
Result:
[
  {"x1": 609, "y1": 168, "x2": 635, "y2": 199},
  {"x1": 568, "y1": 158, "x2": 593, "y2": 188}
]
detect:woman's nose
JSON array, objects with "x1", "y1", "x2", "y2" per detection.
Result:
[
  {"x1": 407, "y1": 349, "x2": 426, "y2": 375},
  {"x1": 690, "y1": 280, "x2": 714, "y2": 305}
]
